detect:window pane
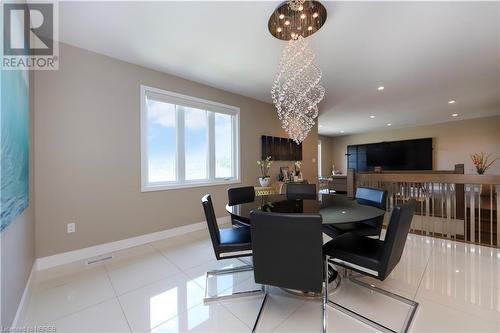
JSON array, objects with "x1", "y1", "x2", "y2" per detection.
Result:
[
  {"x1": 184, "y1": 106, "x2": 208, "y2": 180},
  {"x1": 215, "y1": 113, "x2": 233, "y2": 178},
  {"x1": 146, "y1": 99, "x2": 176, "y2": 183}
]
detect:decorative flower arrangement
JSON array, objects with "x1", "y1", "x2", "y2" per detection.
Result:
[
  {"x1": 257, "y1": 156, "x2": 273, "y2": 180},
  {"x1": 470, "y1": 152, "x2": 499, "y2": 174},
  {"x1": 294, "y1": 161, "x2": 302, "y2": 175}
]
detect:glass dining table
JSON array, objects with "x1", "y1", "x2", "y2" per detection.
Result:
[
  {"x1": 226, "y1": 193, "x2": 385, "y2": 296},
  {"x1": 225, "y1": 193, "x2": 385, "y2": 226}
]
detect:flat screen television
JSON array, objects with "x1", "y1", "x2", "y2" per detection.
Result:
[{"x1": 348, "y1": 138, "x2": 432, "y2": 171}]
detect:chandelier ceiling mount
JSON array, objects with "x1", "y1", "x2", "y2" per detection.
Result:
[{"x1": 268, "y1": 0, "x2": 327, "y2": 41}]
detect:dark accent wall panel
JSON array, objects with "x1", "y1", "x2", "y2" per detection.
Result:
[
  {"x1": 261, "y1": 136, "x2": 267, "y2": 160},
  {"x1": 287, "y1": 139, "x2": 293, "y2": 160},
  {"x1": 280, "y1": 138, "x2": 288, "y2": 160},
  {"x1": 261, "y1": 136, "x2": 273, "y2": 160},
  {"x1": 260, "y1": 135, "x2": 303, "y2": 161},
  {"x1": 273, "y1": 137, "x2": 280, "y2": 160}
]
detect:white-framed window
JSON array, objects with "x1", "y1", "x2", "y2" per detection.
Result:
[{"x1": 140, "y1": 85, "x2": 240, "y2": 191}]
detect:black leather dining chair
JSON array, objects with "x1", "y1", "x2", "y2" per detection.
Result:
[
  {"x1": 249, "y1": 210, "x2": 328, "y2": 333},
  {"x1": 323, "y1": 187, "x2": 387, "y2": 239},
  {"x1": 323, "y1": 199, "x2": 418, "y2": 333},
  {"x1": 356, "y1": 187, "x2": 387, "y2": 210},
  {"x1": 227, "y1": 186, "x2": 255, "y2": 227},
  {"x1": 286, "y1": 183, "x2": 317, "y2": 200},
  {"x1": 228, "y1": 186, "x2": 256, "y2": 205},
  {"x1": 201, "y1": 195, "x2": 263, "y2": 302},
  {"x1": 286, "y1": 183, "x2": 316, "y2": 195}
]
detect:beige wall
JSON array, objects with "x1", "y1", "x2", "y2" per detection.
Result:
[
  {"x1": 319, "y1": 135, "x2": 334, "y2": 177},
  {"x1": 1, "y1": 73, "x2": 35, "y2": 327},
  {"x1": 329, "y1": 116, "x2": 500, "y2": 174},
  {"x1": 34, "y1": 43, "x2": 317, "y2": 257}
]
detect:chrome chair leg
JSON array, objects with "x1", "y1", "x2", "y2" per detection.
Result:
[
  {"x1": 203, "y1": 264, "x2": 264, "y2": 303},
  {"x1": 253, "y1": 261, "x2": 330, "y2": 333},
  {"x1": 323, "y1": 257, "x2": 328, "y2": 333},
  {"x1": 237, "y1": 257, "x2": 252, "y2": 265},
  {"x1": 347, "y1": 274, "x2": 418, "y2": 333},
  {"x1": 252, "y1": 286, "x2": 269, "y2": 333},
  {"x1": 325, "y1": 262, "x2": 418, "y2": 333}
]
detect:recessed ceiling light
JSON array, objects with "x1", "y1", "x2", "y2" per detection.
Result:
[
  {"x1": 276, "y1": 27, "x2": 282, "y2": 32},
  {"x1": 300, "y1": 13, "x2": 306, "y2": 19},
  {"x1": 298, "y1": 5, "x2": 304, "y2": 11},
  {"x1": 452, "y1": 113, "x2": 459, "y2": 117},
  {"x1": 307, "y1": 26, "x2": 313, "y2": 31},
  {"x1": 279, "y1": 14, "x2": 285, "y2": 19},
  {"x1": 369, "y1": 115, "x2": 376, "y2": 119},
  {"x1": 313, "y1": 12, "x2": 319, "y2": 18},
  {"x1": 340, "y1": 130, "x2": 345, "y2": 133},
  {"x1": 377, "y1": 86, "x2": 385, "y2": 91},
  {"x1": 448, "y1": 100, "x2": 456, "y2": 104},
  {"x1": 284, "y1": 20, "x2": 290, "y2": 26},
  {"x1": 387, "y1": 123, "x2": 392, "y2": 126}
]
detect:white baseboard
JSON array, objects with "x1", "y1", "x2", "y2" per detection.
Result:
[
  {"x1": 36, "y1": 216, "x2": 231, "y2": 271},
  {"x1": 11, "y1": 262, "x2": 36, "y2": 328}
]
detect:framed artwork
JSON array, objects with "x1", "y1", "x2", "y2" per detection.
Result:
[
  {"x1": 280, "y1": 167, "x2": 289, "y2": 181},
  {"x1": 1, "y1": 69, "x2": 29, "y2": 231}
]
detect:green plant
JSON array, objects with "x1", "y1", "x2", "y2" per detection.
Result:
[{"x1": 258, "y1": 202, "x2": 275, "y2": 212}]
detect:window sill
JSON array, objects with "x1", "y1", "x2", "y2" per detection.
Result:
[{"x1": 141, "y1": 179, "x2": 242, "y2": 192}]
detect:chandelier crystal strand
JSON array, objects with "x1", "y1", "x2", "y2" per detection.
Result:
[
  {"x1": 271, "y1": 36, "x2": 325, "y2": 144},
  {"x1": 288, "y1": 0, "x2": 305, "y2": 11}
]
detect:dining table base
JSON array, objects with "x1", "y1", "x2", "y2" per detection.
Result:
[{"x1": 281, "y1": 264, "x2": 341, "y2": 298}]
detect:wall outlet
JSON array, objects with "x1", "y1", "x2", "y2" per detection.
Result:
[{"x1": 67, "y1": 222, "x2": 76, "y2": 233}]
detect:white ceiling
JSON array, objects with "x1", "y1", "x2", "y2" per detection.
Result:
[{"x1": 58, "y1": 1, "x2": 500, "y2": 136}]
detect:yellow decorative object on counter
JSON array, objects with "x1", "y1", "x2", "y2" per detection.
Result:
[{"x1": 255, "y1": 186, "x2": 276, "y2": 196}]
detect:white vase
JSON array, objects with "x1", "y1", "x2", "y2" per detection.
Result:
[{"x1": 259, "y1": 177, "x2": 270, "y2": 187}]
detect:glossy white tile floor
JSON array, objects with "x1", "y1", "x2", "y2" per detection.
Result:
[{"x1": 24, "y1": 227, "x2": 499, "y2": 333}]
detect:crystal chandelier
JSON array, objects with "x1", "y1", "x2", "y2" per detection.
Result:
[
  {"x1": 288, "y1": 0, "x2": 305, "y2": 11},
  {"x1": 271, "y1": 35, "x2": 325, "y2": 143},
  {"x1": 268, "y1": 1, "x2": 327, "y2": 144}
]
